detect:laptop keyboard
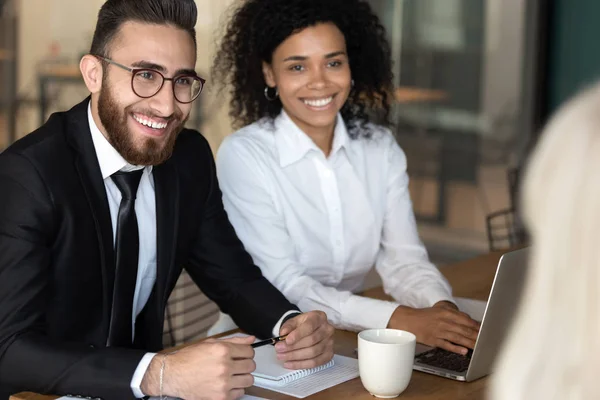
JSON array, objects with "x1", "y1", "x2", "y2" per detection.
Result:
[{"x1": 415, "y1": 348, "x2": 472, "y2": 373}]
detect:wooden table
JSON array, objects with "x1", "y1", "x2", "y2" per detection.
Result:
[{"x1": 11, "y1": 250, "x2": 505, "y2": 400}]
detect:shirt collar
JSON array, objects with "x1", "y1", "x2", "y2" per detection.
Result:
[
  {"x1": 87, "y1": 101, "x2": 149, "y2": 179},
  {"x1": 274, "y1": 110, "x2": 350, "y2": 168}
]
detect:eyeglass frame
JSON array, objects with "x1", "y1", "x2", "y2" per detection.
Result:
[{"x1": 94, "y1": 55, "x2": 206, "y2": 104}]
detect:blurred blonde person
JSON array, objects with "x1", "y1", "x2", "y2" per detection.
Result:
[{"x1": 489, "y1": 82, "x2": 600, "y2": 399}]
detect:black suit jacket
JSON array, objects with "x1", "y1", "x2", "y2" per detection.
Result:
[{"x1": 0, "y1": 99, "x2": 299, "y2": 399}]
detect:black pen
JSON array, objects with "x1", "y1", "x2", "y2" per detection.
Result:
[{"x1": 251, "y1": 334, "x2": 288, "y2": 348}]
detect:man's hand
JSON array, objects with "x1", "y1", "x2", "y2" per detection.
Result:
[
  {"x1": 274, "y1": 311, "x2": 335, "y2": 370},
  {"x1": 388, "y1": 301, "x2": 480, "y2": 355},
  {"x1": 140, "y1": 335, "x2": 256, "y2": 400}
]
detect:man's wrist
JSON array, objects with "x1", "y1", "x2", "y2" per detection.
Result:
[
  {"x1": 273, "y1": 310, "x2": 302, "y2": 336},
  {"x1": 159, "y1": 351, "x2": 179, "y2": 398},
  {"x1": 281, "y1": 311, "x2": 302, "y2": 327},
  {"x1": 140, "y1": 354, "x2": 162, "y2": 396},
  {"x1": 131, "y1": 353, "x2": 157, "y2": 398}
]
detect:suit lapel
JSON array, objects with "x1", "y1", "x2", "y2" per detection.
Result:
[
  {"x1": 153, "y1": 159, "x2": 180, "y2": 312},
  {"x1": 64, "y1": 98, "x2": 181, "y2": 344},
  {"x1": 65, "y1": 98, "x2": 115, "y2": 336}
]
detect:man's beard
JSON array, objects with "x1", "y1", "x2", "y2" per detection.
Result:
[{"x1": 97, "y1": 86, "x2": 187, "y2": 166}]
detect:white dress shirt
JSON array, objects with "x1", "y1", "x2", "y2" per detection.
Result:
[
  {"x1": 87, "y1": 103, "x2": 293, "y2": 397},
  {"x1": 87, "y1": 104, "x2": 156, "y2": 397},
  {"x1": 216, "y1": 110, "x2": 454, "y2": 332}
]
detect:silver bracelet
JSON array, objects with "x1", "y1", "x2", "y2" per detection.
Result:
[{"x1": 160, "y1": 351, "x2": 178, "y2": 400}]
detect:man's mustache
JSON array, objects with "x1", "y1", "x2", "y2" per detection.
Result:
[{"x1": 127, "y1": 109, "x2": 184, "y2": 123}]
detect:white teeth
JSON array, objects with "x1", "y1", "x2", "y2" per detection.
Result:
[
  {"x1": 304, "y1": 96, "x2": 333, "y2": 107},
  {"x1": 133, "y1": 115, "x2": 167, "y2": 129}
]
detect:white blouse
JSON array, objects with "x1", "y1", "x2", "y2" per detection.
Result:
[{"x1": 215, "y1": 111, "x2": 454, "y2": 331}]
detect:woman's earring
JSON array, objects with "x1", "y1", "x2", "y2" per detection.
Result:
[
  {"x1": 351, "y1": 79, "x2": 355, "y2": 87},
  {"x1": 264, "y1": 86, "x2": 279, "y2": 101}
]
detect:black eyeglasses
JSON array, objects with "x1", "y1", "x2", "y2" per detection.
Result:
[{"x1": 96, "y1": 56, "x2": 206, "y2": 104}]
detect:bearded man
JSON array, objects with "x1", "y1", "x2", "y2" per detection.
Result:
[{"x1": 0, "y1": 1, "x2": 334, "y2": 399}]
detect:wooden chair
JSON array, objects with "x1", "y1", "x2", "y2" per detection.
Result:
[
  {"x1": 486, "y1": 207, "x2": 527, "y2": 251},
  {"x1": 162, "y1": 270, "x2": 220, "y2": 347},
  {"x1": 485, "y1": 167, "x2": 528, "y2": 251}
]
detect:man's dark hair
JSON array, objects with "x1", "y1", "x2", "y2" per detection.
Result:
[{"x1": 90, "y1": 0, "x2": 198, "y2": 57}]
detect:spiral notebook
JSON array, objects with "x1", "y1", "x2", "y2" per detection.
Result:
[
  {"x1": 253, "y1": 353, "x2": 358, "y2": 398},
  {"x1": 223, "y1": 333, "x2": 359, "y2": 398},
  {"x1": 252, "y1": 340, "x2": 335, "y2": 386}
]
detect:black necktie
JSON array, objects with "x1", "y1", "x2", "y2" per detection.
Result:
[{"x1": 108, "y1": 169, "x2": 144, "y2": 346}]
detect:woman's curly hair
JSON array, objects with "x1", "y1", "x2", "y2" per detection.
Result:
[{"x1": 212, "y1": 0, "x2": 394, "y2": 138}]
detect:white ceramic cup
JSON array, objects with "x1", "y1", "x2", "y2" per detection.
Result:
[{"x1": 358, "y1": 328, "x2": 416, "y2": 398}]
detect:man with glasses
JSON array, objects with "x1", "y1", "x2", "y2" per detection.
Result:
[{"x1": 0, "y1": 1, "x2": 334, "y2": 400}]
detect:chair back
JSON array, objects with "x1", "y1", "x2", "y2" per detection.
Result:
[{"x1": 162, "y1": 270, "x2": 220, "y2": 347}]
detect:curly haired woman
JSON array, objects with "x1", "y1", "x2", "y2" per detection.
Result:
[{"x1": 212, "y1": 0, "x2": 480, "y2": 356}]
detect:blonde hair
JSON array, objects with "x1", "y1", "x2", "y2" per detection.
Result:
[{"x1": 489, "y1": 82, "x2": 600, "y2": 399}]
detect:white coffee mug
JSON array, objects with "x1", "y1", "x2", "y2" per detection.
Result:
[{"x1": 358, "y1": 328, "x2": 416, "y2": 398}]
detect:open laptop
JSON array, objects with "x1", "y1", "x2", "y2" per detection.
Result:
[{"x1": 413, "y1": 247, "x2": 529, "y2": 381}]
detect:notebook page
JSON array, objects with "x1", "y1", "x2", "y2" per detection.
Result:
[
  {"x1": 253, "y1": 354, "x2": 359, "y2": 398},
  {"x1": 252, "y1": 342, "x2": 334, "y2": 383},
  {"x1": 219, "y1": 332, "x2": 335, "y2": 383}
]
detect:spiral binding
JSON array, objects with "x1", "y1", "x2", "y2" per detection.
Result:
[{"x1": 279, "y1": 358, "x2": 336, "y2": 385}]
